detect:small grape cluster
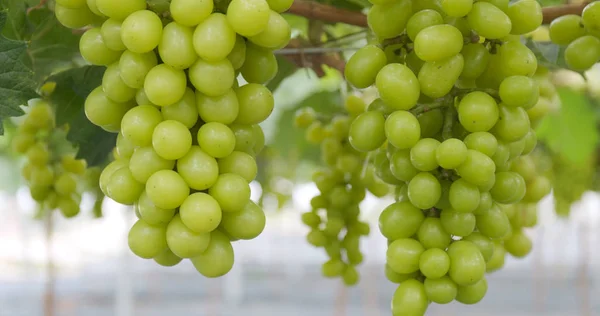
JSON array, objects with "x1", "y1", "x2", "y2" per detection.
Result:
[
  {"x1": 549, "y1": 1, "x2": 600, "y2": 71},
  {"x1": 343, "y1": 0, "x2": 554, "y2": 314},
  {"x1": 11, "y1": 99, "x2": 90, "y2": 218},
  {"x1": 296, "y1": 95, "x2": 390, "y2": 285},
  {"x1": 54, "y1": 0, "x2": 292, "y2": 276}
]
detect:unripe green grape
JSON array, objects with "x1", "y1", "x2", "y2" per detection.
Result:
[
  {"x1": 121, "y1": 105, "x2": 163, "y2": 147},
  {"x1": 387, "y1": 238, "x2": 425, "y2": 274},
  {"x1": 504, "y1": 229, "x2": 532, "y2": 258},
  {"x1": 390, "y1": 149, "x2": 418, "y2": 182},
  {"x1": 385, "y1": 265, "x2": 418, "y2": 284},
  {"x1": 189, "y1": 59, "x2": 235, "y2": 97},
  {"x1": 221, "y1": 201, "x2": 266, "y2": 240},
  {"x1": 301, "y1": 211, "x2": 321, "y2": 228},
  {"x1": 294, "y1": 107, "x2": 316, "y2": 129},
  {"x1": 468, "y1": 2, "x2": 511, "y2": 39},
  {"x1": 129, "y1": 147, "x2": 175, "y2": 183},
  {"x1": 407, "y1": 172, "x2": 441, "y2": 209},
  {"x1": 440, "y1": 208, "x2": 476, "y2": 237},
  {"x1": 196, "y1": 122, "x2": 236, "y2": 158},
  {"x1": 456, "y1": 149, "x2": 496, "y2": 187},
  {"x1": 449, "y1": 178, "x2": 480, "y2": 213},
  {"x1": 348, "y1": 111, "x2": 386, "y2": 152},
  {"x1": 218, "y1": 151, "x2": 258, "y2": 182},
  {"x1": 86, "y1": 0, "x2": 103, "y2": 16},
  {"x1": 507, "y1": 0, "x2": 542, "y2": 35},
  {"x1": 116, "y1": 132, "x2": 136, "y2": 159},
  {"x1": 12, "y1": 134, "x2": 36, "y2": 154},
  {"x1": 564, "y1": 35, "x2": 600, "y2": 71},
  {"x1": 61, "y1": 155, "x2": 88, "y2": 175},
  {"x1": 321, "y1": 258, "x2": 346, "y2": 278},
  {"x1": 208, "y1": 173, "x2": 250, "y2": 213},
  {"x1": 26, "y1": 143, "x2": 50, "y2": 166},
  {"x1": 498, "y1": 41, "x2": 538, "y2": 77},
  {"x1": 158, "y1": 22, "x2": 197, "y2": 70},
  {"x1": 410, "y1": 138, "x2": 440, "y2": 171},
  {"x1": 84, "y1": 87, "x2": 134, "y2": 132},
  {"x1": 345, "y1": 45, "x2": 387, "y2": 89},
  {"x1": 417, "y1": 217, "x2": 452, "y2": 249},
  {"x1": 100, "y1": 19, "x2": 126, "y2": 51},
  {"x1": 391, "y1": 279, "x2": 429, "y2": 316},
  {"x1": 240, "y1": 44, "x2": 278, "y2": 84},
  {"x1": 95, "y1": 0, "x2": 145, "y2": 20},
  {"x1": 179, "y1": 192, "x2": 222, "y2": 234},
  {"x1": 54, "y1": 3, "x2": 98, "y2": 29},
  {"x1": 153, "y1": 248, "x2": 182, "y2": 267},
  {"x1": 424, "y1": 276, "x2": 458, "y2": 304},
  {"x1": 249, "y1": 10, "x2": 291, "y2": 49},
  {"x1": 499, "y1": 76, "x2": 538, "y2": 108},
  {"x1": 442, "y1": 0, "x2": 473, "y2": 17},
  {"x1": 418, "y1": 53, "x2": 464, "y2": 99},
  {"x1": 492, "y1": 106, "x2": 531, "y2": 142},
  {"x1": 376, "y1": 63, "x2": 420, "y2": 110},
  {"x1": 190, "y1": 230, "x2": 235, "y2": 277},
  {"x1": 79, "y1": 28, "x2": 122, "y2": 66},
  {"x1": 447, "y1": 240, "x2": 486, "y2": 286},
  {"x1": 523, "y1": 176, "x2": 551, "y2": 203},
  {"x1": 226, "y1": 0, "x2": 270, "y2": 37},
  {"x1": 460, "y1": 43, "x2": 490, "y2": 80},
  {"x1": 582, "y1": 1, "x2": 600, "y2": 36},
  {"x1": 476, "y1": 205, "x2": 510, "y2": 239},
  {"x1": 227, "y1": 36, "x2": 247, "y2": 70},
  {"x1": 152, "y1": 120, "x2": 192, "y2": 160},
  {"x1": 58, "y1": 196, "x2": 80, "y2": 218},
  {"x1": 419, "y1": 248, "x2": 450, "y2": 279},
  {"x1": 306, "y1": 229, "x2": 327, "y2": 247},
  {"x1": 455, "y1": 277, "x2": 488, "y2": 304},
  {"x1": 119, "y1": 50, "x2": 158, "y2": 89},
  {"x1": 136, "y1": 191, "x2": 175, "y2": 226},
  {"x1": 406, "y1": 9, "x2": 443, "y2": 41},
  {"x1": 385, "y1": 111, "x2": 421, "y2": 149},
  {"x1": 197, "y1": 89, "x2": 239, "y2": 125},
  {"x1": 234, "y1": 83, "x2": 275, "y2": 125},
  {"x1": 266, "y1": 0, "x2": 293, "y2": 12},
  {"x1": 230, "y1": 124, "x2": 257, "y2": 154},
  {"x1": 144, "y1": 64, "x2": 187, "y2": 107},
  {"x1": 166, "y1": 214, "x2": 211, "y2": 258},
  {"x1": 458, "y1": 91, "x2": 499, "y2": 132},
  {"x1": 367, "y1": 0, "x2": 413, "y2": 40},
  {"x1": 193, "y1": 13, "x2": 236, "y2": 62},
  {"x1": 128, "y1": 219, "x2": 168, "y2": 259},
  {"x1": 526, "y1": 97, "x2": 552, "y2": 122},
  {"x1": 414, "y1": 24, "x2": 464, "y2": 62},
  {"x1": 106, "y1": 167, "x2": 144, "y2": 204},
  {"x1": 342, "y1": 266, "x2": 360, "y2": 286},
  {"x1": 161, "y1": 88, "x2": 198, "y2": 129},
  {"x1": 378, "y1": 201, "x2": 424, "y2": 240},
  {"x1": 121, "y1": 10, "x2": 163, "y2": 54},
  {"x1": 30, "y1": 185, "x2": 51, "y2": 202},
  {"x1": 176, "y1": 146, "x2": 219, "y2": 190},
  {"x1": 490, "y1": 171, "x2": 526, "y2": 204},
  {"x1": 102, "y1": 63, "x2": 136, "y2": 103},
  {"x1": 463, "y1": 232, "x2": 494, "y2": 262},
  {"x1": 170, "y1": 0, "x2": 213, "y2": 27},
  {"x1": 54, "y1": 173, "x2": 77, "y2": 196},
  {"x1": 436, "y1": 138, "x2": 467, "y2": 169},
  {"x1": 146, "y1": 170, "x2": 190, "y2": 209},
  {"x1": 549, "y1": 15, "x2": 587, "y2": 45},
  {"x1": 99, "y1": 159, "x2": 128, "y2": 195},
  {"x1": 463, "y1": 132, "x2": 497, "y2": 157}
]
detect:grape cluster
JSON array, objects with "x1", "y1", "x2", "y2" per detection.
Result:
[
  {"x1": 54, "y1": 0, "x2": 291, "y2": 276},
  {"x1": 343, "y1": 0, "x2": 554, "y2": 314},
  {"x1": 549, "y1": 1, "x2": 600, "y2": 71},
  {"x1": 11, "y1": 99, "x2": 90, "y2": 218},
  {"x1": 297, "y1": 95, "x2": 389, "y2": 285}
]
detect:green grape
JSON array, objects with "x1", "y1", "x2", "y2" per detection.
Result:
[
  {"x1": 146, "y1": 169, "x2": 190, "y2": 209},
  {"x1": 473, "y1": 191, "x2": 493, "y2": 215},
  {"x1": 385, "y1": 111, "x2": 421, "y2": 149},
  {"x1": 230, "y1": 124, "x2": 257, "y2": 154},
  {"x1": 499, "y1": 76, "x2": 538, "y2": 108},
  {"x1": 189, "y1": 58, "x2": 235, "y2": 97},
  {"x1": 236, "y1": 80, "x2": 272, "y2": 119},
  {"x1": 342, "y1": 266, "x2": 360, "y2": 286},
  {"x1": 449, "y1": 178, "x2": 480, "y2": 213},
  {"x1": 418, "y1": 217, "x2": 452, "y2": 249},
  {"x1": 376, "y1": 63, "x2": 420, "y2": 110},
  {"x1": 414, "y1": 24, "x2": 464, "y2": 62},
  {"x1": 30, "y1": 185, "x2": 51, "y2": 202},
  {"x1": 144, "y1": 64, "x2": 187, "y2": 107},
  {"x1": 221, "y1": 201, "x2": 266, "y2": 240},
  {"x1": 455, "y1": 277, "x2": 488, "y2": 304},
  {"x1": 158, "y1": 22, "x2": 197, "y2": 70},
  {"x1": 418, "y1": 109, "x2": 443, "y2": 137},
  {"x1": 54, "y1": 173, "x2": 77, "y2": 196},
  {"x1": 253, "y1": 125, "x2": 265, "y2": 155},
  {"x1": 322, "y1": 258, "x2": 346, "y2": 278},
  {"x1": 179, "y1": 192, "x2": 222, "y2": 234},
  {"x1": 503, "y1": 229, "x2": 532, "y2": 257},
  {"x1": 218, "y1": 151, "x2": 257, "y2": 182},
  {"x1": 294, "y1": 107, "x2": 317, "y2": 129},
  {"x1": 521, "y1": 130, "x2": 537, "y2": 155},
  {"x1": 61, "y1": 155, "x2": 87, "y2": 175},
  {"x1": 408, "y1": 172, "x2": 441, "y2": 209},
  {"x1": 582, "y1": 1, "x2": 600, "y2": 36},
  {"x1": 100, "y1": 19, "x2": 126, "y2": 51},
  {"x1": 84, "y1": 87, "x2": 134, "y2": 132},
  {"x1": 30, "y1": 165, "x2": 55, "y2": 188},
  {"x1": 227, "y1": 35, "x2": 247, "y2": 70},
  {"x1": 348, "y1": 111, "x2": 386, "y2": 152},
  {"x1": 197, "y1": 122, "x2": 236, "y2": 158},
  {"x1": 170, "y1": 0, "x2": 213, "y2": 26},
  {"x1": 564, "y1": 35, "x2": 600, "y2": 71},
  {"x1": 58, "y1": 196, "x2": 80, "y2": 218},
  {"x1": 116, "y1": 132, "x2": 136, "y2": 159},
  {"x1": 456, "y1": 150, "x2": 496, "y2": 187},
  {"x1": 492, "y1": 106, "x2": 530, "y2": 142},
  {"x1": 367, "y1": 0, "x2": 413, "y2": 40},
  {"x1": 306, "y1": 229, "x2": 327, "y2": 247},
  {"x1": 102, "y1": 63, "x2": 136, "y2": 103},
  {"x1": 96, "y1": 0, "x2": 145, "y2": 20},
  {"x1": 160, "y1": 88, "x2": 198, "y2": 128},
  {"x1": 190, "y1": 230, "x2": 234, "y2": 277},
  {"x1": 79, "y1": 28, "x2": 122, "y2": 66},
  {"x1": 385, "y1": 265, "x2": 419, "y2": 283},
  {"x1": 128, "y1": 219, "x2": 168, "y2": 259},
  {"x1": 458, "y1": 92, "x2": 499, "y2": 133},
  {"x1": 26, "y1": 143, "x2": 50, "y2": 166},
  {"x1": 197, "y1": 89, "x2": 239, "y2": 125},
  {"x1": 424, "y1": 276, "x2": 458, "y2": 304},
  {"x1": 460, "y1": 43, "x2": 490, "y2": 80},
  {"x1": 419, "y1": 248, "x2": 450, "y2": 279},
  {"x1": 378, "y1": 201, "x2": 425, "y2": 240},
  {"x1": 410, "y1": 138, "x2": 440, "y2": 171},
  {"x1": 166, "y1": 214, "x2": 211, "y2": 258},
  {"x1": 391, "y1": 279, "x2": 429, "y2": 316},
  {"x1": 226, "y1": 0, "x2": 270, "y2": 37},
  {"x1": 447, "y1": 240, "x2": 486, "y2": 286},
  {"x1": 436, "y1": 138, "x2": 467, "y2": 169},
  {"x1": 476, "y1": 205, "x2": 510, "y2": 239},
  {"x1": 208, "y1": 173, "x2": 250, "y2": 212},
  {"x1": 510, "y1": 156, "x2": 536, "y2": 182},
  {"x1": 486, "y1": 240, "x2": 506, "y2": 272},
  {"x1": 467, "y1": 2, "x2": 512, "y2": 39},
  {"x1": 54, "y1": 3, "x2": 98, "y2": 29},
  {"x1": 418, "y1": 53, "x2": 464, "y2": 99},
  {"x1": 302, "y1": 211, "x2": 321, "y2": 228},
  {"x1": 152, "y1": 120, "x2": 192, "y2": 160},
  {"x1": 523, "y1": 176, "x2": 551, "y2": 203},
  {"x1": 121, "y1": 10, "x2": 163, "y2": 53},
  {"x1": 463, "y1": 232, "x2": 494, "y2": 262},
  {"x1": 266, "y1": 0, "x2": 293, "y2": 12},
  {"x1": 490, "y1": 172, "x2": 526, "y2": 204},
  {"x1": 345, "y1": 45, "x2": 388, "y2": 89},
  {"x1": 12, "y1": 134, "x2": 36, "y2": 154},
  {"x1": 136, "y1": 191, "x2": 175, "y2": 226},
  {"x1": 440, "y1": 208, "x2": 475, "y2": 237},
  {"x1": 549, "y1": 15, "x2": 587, "y2": 45},
  {"x1": 176, "y1": 146, "x2": 219, "y2": 190},
  {"x1": 121, "y1": 105, "x2": 163, "y2": 147},
  {"x1": 387, "y1": 238, "x2": 425, "y2": 274},
  {"x1": 99, "y1": 159, "x2": 128, "y2": 195},
  {"x1": 497, "y1": 41, "x2": 537, "y2": 77},
  {"x1": 153, "y1": 248, "x2": 182, "y2": 267},
  {"x1": 249, "y1": 10, "x2": 291, "y2": 49},
  {"x1": 119, "y1": 51, "x2": 158, "y2": 89},
  {"x1": 506, "y1": 0, "x2": 542, "y2": 35},
  {"x1": 86, "y1": 0, "x2": 104, "y2": 16},
  {"x1": 406, "y1": 9, "x2": 444, "y2": 41},
  {"x1": 129, "y1": 147, "x2": 175, "y2": 183},
  {"x1": 241, "y1": 44, "x2": 278, "y2": 84},
  {"x1": 193, "y1": 13, "x2": 236, "y2": 62},
  {"x1": 106, "y1": 167, "x2": 144, "y2": 204},
  {"x1": 442, "y1": 0, "x2": 472, "y2": 17},
  {"x1": 390, "y1": 149, "x2": 418, "y2": 182}
]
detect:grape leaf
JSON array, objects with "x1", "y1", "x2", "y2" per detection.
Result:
[
  {"x1": 524, "y1": 39, "x2": 569, "y2": 70},
  {"x1": 536, "y1": 88, "x2": 599, "y2": 164},
  {"x1": 0, "y1": 11, "x2": 38, "y2": 135},
  {"x1": 45, "y1": 66, "x2": 115, "y2": 166}
]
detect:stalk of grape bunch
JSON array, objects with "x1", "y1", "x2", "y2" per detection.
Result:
[
  {"x1": 54, "y1": 0, "x2": 292, "y2": 276},
  {"x1": 343, "y1": 0, "x2": 558, "y2": 314}
]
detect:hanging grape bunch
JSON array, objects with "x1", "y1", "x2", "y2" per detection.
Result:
[
  {"x1": 11, "y1": 98, "x2": 95, "y2": 218},
  {"x1": 344, "y1": 0, "x2": 558, "y2": 314},
  {"x1": 53, "y1": 0, "x2": 292, "y2": 276}
]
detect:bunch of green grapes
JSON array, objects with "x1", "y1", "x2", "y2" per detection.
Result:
[
  {"x1": 54, "y1": 0, "x2": 292, "y2": 276},
  {"x1": 11, "y1": 99, "x2": 90, "y2": 218},
  {"x1": 342, "y1": 0, "x2": 559, "y2": 314},
  {"x1": 548, "y1": 1, "x2": 600, "y2": 71},
  {"x1": 296, "y1": 95, "x2": 390, "y2": 285}
]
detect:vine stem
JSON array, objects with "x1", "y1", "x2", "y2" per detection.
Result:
[
  {"x1": 442, "y1": 106, "x2": 456, "y2": 141},
  {"x1": 287, "y1": 1, "x2": 591, "y2": 27}
]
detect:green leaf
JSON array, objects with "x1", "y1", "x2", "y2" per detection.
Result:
[
  {"x1": 45, "y1": 66, "x2": 115, "y2": 166},
  {"x1": 267, "y1": 56, "x2": 297, "y2": 92},
  {"x1": 536, "y1": 88, "x2": 599, "y2": 164},
  {"x1": 0, "y1": 11, "x2": 38, "y2": 135},
  {"x1": 524, "y1": 39, "x2": 569, "y2": 70}
]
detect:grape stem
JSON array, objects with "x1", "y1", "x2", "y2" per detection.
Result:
[{"x1": 442, "y1": 106, "x2": 456, "y2": 141}]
